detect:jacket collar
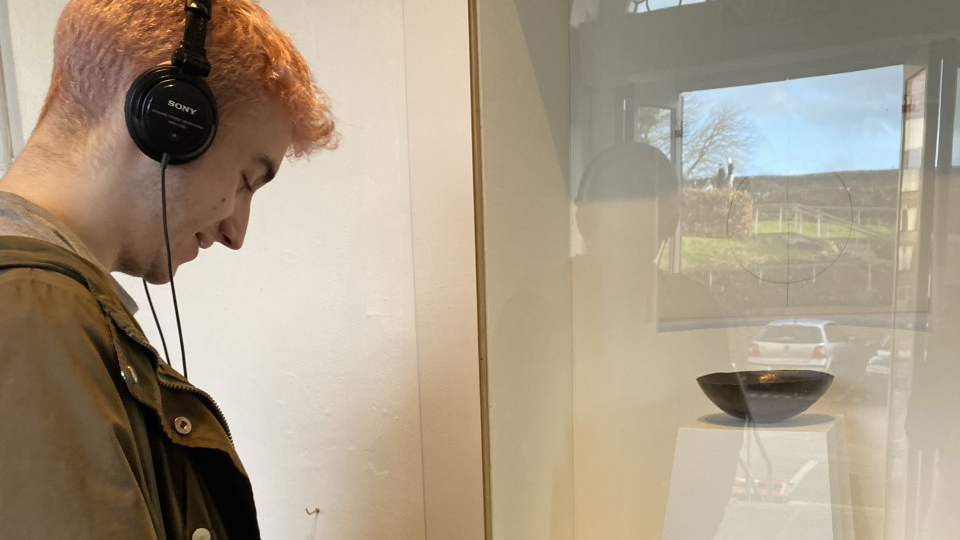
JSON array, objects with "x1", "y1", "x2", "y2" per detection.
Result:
[
  {"x1": 1, "y1": 235, "x2": 248, "y2": 475},
  {"x1": 0, "y1": 235, "x2": 192, "y2": 391},
  {"x1": 1, "y1": 235, "x2": 142, "y2": 328}
]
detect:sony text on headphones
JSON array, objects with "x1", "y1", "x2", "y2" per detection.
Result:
[{"x1": 124, "y1": 0, "x2": 218, "y2": 165}]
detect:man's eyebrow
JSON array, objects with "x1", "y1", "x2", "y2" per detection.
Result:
[{"x1": 258, "y1": 155, "x2": 279, "y2": 184}]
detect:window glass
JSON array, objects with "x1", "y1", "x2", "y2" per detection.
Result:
[
  {"x1": 477, "y1": 3, "x2": 960, "y2": 540},
  {"x1": 824, "y1": 324, "x2": 849, "y2": 343},
  {"x1": 756, "y1": 324, "x2": 823, "y2": 344},
  {"x1": 673, "y1": 68, "x2": 902, "y2": 318}
]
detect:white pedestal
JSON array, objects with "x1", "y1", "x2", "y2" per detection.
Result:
[{"x1": 661, "y1": 414, "x2": 854, "y2": 540}]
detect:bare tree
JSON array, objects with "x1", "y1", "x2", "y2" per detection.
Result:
[{"x1": 635, "y1": 95, "x2": 756, "y2": 183}]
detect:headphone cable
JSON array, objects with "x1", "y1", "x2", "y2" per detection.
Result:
[
  {"x1": 143, "y1": 153, "x2": 189, "y2": 379},
  {"x1": 161, "y1": 153, "x2": 189, "y2": 379},
  {"x1": 142, "y1": 279, "x2": 171, "y2": 363}
]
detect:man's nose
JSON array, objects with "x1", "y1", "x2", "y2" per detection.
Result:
[{"x1": 217, "y1": 203, "x2": 250, "y2": 250}]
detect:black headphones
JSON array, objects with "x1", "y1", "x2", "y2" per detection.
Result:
[{"x1": 125, "y1": 0, "x2": 218, "y2": 165}]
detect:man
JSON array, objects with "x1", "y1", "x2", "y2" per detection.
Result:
[{"x1": 0, "y1": 0, "x2": 336, "y2": 538}]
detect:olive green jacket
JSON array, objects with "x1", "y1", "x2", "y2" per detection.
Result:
[{"x1": 0, "y1": 236, "x2": 260, "y2": 540}]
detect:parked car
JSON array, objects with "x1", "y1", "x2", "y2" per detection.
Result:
[
  {"x1": 864, "y1": 331, "x2": 913, "y2": 393},
  {"x1": 864, "y1": 334, "x2": 892, "y2": 378},
  {"x1": 747, "y1": 319, "x2": 854, "y2": 373}
]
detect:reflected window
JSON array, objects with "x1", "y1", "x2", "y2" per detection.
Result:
[
  {"x1": 899, "y1": 245, "x2": 915, "y2": 271},
  {"x1": 626, "y1": 0, "x2": 708, "y2": 14},
  {"x1": 901, "y1": 208, "x2": 918, "y2": 232},
  {"x1": 663, "y1": 67, "x2": 903, "y2": 318}
]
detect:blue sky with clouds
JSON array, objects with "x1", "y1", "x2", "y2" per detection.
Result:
[{"x1": 688, "y1": 66, "x2": 904, "y2": 176}]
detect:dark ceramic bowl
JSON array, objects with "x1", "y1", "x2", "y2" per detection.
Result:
[{"x1": 697, "y1": 370, "x2": 834, "y2": 423}]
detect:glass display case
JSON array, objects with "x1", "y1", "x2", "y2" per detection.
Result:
[{"x1": 472, "y1": 0, "x2": 960, "y2": 538}]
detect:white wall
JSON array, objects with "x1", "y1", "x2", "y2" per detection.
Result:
[
  {"x1": 0, "y1": 1, "x2": 483, "y2": 539},
  {"x1": 401, "y1": 0, "x2": 485, "y2": 537}
]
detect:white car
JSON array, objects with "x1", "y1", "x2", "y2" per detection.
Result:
[{"x1": 747, "y1": 319, "x2": 853, "y2": 372}]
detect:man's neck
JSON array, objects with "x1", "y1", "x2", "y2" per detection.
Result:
[{"x1": 0, "y1": 145, "x2": 124, "y2": 272}]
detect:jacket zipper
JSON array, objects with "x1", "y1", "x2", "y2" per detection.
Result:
[
  {"x1": 109, "y1": 305, "x2": 235, "y2": 443},
  {"x1": 156, "y1": 375, "x2": 234, "y2": 442}
]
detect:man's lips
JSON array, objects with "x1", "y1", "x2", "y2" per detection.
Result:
[{"x1": 196, "y1": 233, "x2": 214, "y2": 249}]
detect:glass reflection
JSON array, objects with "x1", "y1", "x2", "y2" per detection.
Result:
[{"x1": 480, "y1": 0, "x2": 960, "y2": 539}]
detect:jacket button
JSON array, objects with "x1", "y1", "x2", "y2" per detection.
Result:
[
  {"x1": 120, "y1": 364, "x2": 138, "y2": 384},
  {"x1": 192, "y1": 528, "x2": 211, "y2": 540},
  {"x1": 174, "y1": 416, "x2": 193, "y2": 435}
]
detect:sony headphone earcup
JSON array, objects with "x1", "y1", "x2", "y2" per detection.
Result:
[{"x1": 124, "y1": 65, "x2": 218, "y2": 165}]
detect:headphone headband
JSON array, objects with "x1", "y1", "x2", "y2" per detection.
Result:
[{"x1": 172, "y1": 0, "x2": 213, "y2": 77}]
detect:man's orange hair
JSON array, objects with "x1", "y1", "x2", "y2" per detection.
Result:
[{"x1": 40, "y1": 0, "x2": 337, "y2": 157}]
